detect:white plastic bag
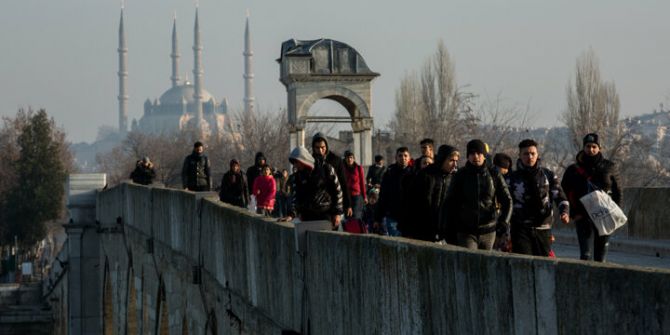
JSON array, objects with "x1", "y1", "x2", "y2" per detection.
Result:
[{"x1": 579, "y1": 190, "x2": 627, "y2": 236}]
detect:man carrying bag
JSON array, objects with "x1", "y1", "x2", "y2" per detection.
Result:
[{"x1": 562, "y1": 133, "x2": 624, "y2": 262}]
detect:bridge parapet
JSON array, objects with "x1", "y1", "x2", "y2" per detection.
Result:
[{"x1": 94, "y1": 183, "x2": 670, "y2": 334}]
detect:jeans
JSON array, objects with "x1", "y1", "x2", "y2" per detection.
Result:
[
  {"x1": 457, "y1": 232, "x2": 496, "y2": 250},
  {"x1": 511, "y1": 227, "x2": 552, "y2": 256},
  {"x1": 575, "y1": 217, "x2": 610, "y2": 262},
  {"x1": 383, "y1": 217, "x2": 401, "y2": 237}
]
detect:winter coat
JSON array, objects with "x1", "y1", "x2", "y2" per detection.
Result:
[
  {"x1": 508, "y1": 160, "x2": 569, "y2": 228},
  {"x1": 252, "y1": 175, "x2": 276, "y2": 210},
  {"x1": 374, "y1": 163, "x2": 413, "y2": 223},
  {"x1": 181, "y1": 152, "x2": 211, "y2": 190},
  {"x1": 246, "y1": 152, "x2": 266, "y2": 191},
  {"x1": 311, "y1": 133, "x2": 351, "y2": 210},
  {"x1": 444, "y1": 161, "x2": 512, "y2": 235},
  {"x1": 366, "y1": 164, "x2": 387, "y2": 187},
  {"x1": 289, "y1": 159, "x2": 344, "y2": 220},
  {"x1": 403, "y1": 164, "x2": 456, "y2": 241},
  {"x1": 561, "y1": 151, "x2": 622, "y2": 219},
  {"x1": 130, "y1": 163, "x2": 156, "y2": 185},
  {"x1": 219, "y1": 171, "x2": 249, "y2": 208},
  {"x1": 344, "y1": 163, "x2": 367, "y2": 201}
]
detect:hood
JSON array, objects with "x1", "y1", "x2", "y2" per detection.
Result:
[
  {"x1": 289, "y1": 146, "x2": 315, "y2": 170},
  {"x1": 230, "y1": 159, "x2": 240, "y2": 170},
  {"x1": 435, "y1": 145, "x2": 458, "y2": 167},
  {"x1": 254, "y1": 152, "x2": 266, "y2": 166},
  {"x1": 311, "y1": 132, "x2": 329, "y2": 152}
]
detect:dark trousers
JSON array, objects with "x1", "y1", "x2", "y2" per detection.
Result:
[
  {"x1": 511, "y1": 226, "x2": 552, "y2": 257},
  {"x1": 188, "y1": 185, "x2": 209, "y2": 192},
  {"x1": 575, "y1": 217, "x2": 610, "y2": 262},
  {"x1": 350, "y1": 195, "x2": 364, "y2": 220}
]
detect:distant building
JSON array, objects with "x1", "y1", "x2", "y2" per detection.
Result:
[{"x1": 115, "y1": 8, "x2": 256, "y2": 139}]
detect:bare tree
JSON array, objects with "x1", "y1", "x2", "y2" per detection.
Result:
[
  {"x1": 389, "y1": 71, "x2": 423, "y2": 145},
  {"x1": 96, "y1": 107, "x2": 290, "y2": 187},
  {"x1": 473, "y1": 93, "x2": 532, "y2": 154},
  {"x1": 562, "y1": 48, "x2": 623, "y2": 159},
  {"x1": 390, "y1": 40, "x2": 477, "y2": 149}
]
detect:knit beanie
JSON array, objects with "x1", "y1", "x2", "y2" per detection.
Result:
[
  {"x1": 466, "y1": 139, "x2": 486, "y2": 155},
  {"x1": 583, "y1": 133, "x2": 600, "y2": 147},
  {"x1": 289, "y1": 146, "x2": 315, "y2": 169}
]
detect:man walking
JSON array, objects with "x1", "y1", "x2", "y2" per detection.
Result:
[
  {"x1": 282, "y1": 146, "x2": 344, "y2": 230},
  {"x1": 508, "y1": 139, "x2": 569, "y2": 256},
  {"x1": 181, "y1": 141, "x2": 211, "y2": 191},
  {"x1": 406, "y1": 145, "x2": 460, "y2": 242},
  {"x1": 374, "y1": 147, "x2": 412, "y2": 236},
  {"x1": 366, "y1": 155, "x2": 386, "y2": 190},
  {"x1": 219, "y1": 159, "x2": 249, "y2": 208},
  {"x1": 444, "y1": 140, "x2": 512, "y2": 250},
  {"x1": 312, "y1": 133, "x2": 352, "y2": 218},
  {"x1": 561, "y1": 133, "x2": 622, "y2": 262},
  {"x1": 343, "y1": 150, "x2": 367, "y2": 220}
]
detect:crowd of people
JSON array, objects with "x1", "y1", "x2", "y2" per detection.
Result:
[{"x1": 129, "y1": 133, "x2": 622, "y2": 263}]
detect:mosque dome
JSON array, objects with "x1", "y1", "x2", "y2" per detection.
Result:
[{"x1": 159, "y1": 82, "x2": 216, "y2": 105}]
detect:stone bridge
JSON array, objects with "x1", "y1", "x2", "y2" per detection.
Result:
[{"x1": 44, "y1": 181, "x2": 670, "y2": 334}]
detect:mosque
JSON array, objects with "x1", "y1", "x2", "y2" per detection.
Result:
[{"x1": 116, "y1": 8, "x2": 255, "y2": 138}]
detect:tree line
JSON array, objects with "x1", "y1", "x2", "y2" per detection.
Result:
[
  {"x1": 390, "y1": 42, "x2": 670, "y2": 186},
  {"x1": 0, "y1": 109, "x2": 74, "y2": 247}
]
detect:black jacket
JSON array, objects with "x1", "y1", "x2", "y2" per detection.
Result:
[
  {"x1": 311, "y1": 134, "x2": 351, "y2": 211},
  {"x1": 404, "y1": 163, "x2": 456, "y2": 241},
  {"x1": 130, "y1": 163, "x2": 155, "y2": 185},
  {"x1": 366, "y1": 164, "x2": 387, "y2": 187},
  {"x1": 246, "y1": 152, "x2": 266, "y2": 191},
  {"x1": 219, "y1": 171, "x2": 249, "y2": 208},
  {"x1": 444, "y1": 161, "x2": 512, "y2": 235},
  {"x1": 561, "y1": 152, "x2": 622, "y2": 219},
  {"x1": 288, "y1": 159, "x2": 344, "y2": 220},
  {"x1": 508, "y1": 160, "x2": 569, "y2": 228},
  {"x1": 181, "y1": 152, "x2": 211, "y2": 190},
  {"x1": 375, "y1": 163, "x2": 413, "y2": 223}
]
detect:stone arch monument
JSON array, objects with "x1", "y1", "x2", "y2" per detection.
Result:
[{"x1": 278, "y1": 38, "x2": 379, "y2": 166}]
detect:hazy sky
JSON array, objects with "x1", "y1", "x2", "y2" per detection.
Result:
[{"x1": 1, "y1": 0, "x2": 668, "y2": 143}]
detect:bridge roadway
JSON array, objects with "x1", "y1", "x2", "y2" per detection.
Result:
[{"x1": 550, "y1": 230, "x2": 670, "y2": 269}]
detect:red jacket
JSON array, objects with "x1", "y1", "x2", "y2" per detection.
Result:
[
  {"x1": 252, "y1": 175, "x2": 276, "y2": 209},
  {"x1": 344, "y1": 163, "x2": 367, "y2": 201}
]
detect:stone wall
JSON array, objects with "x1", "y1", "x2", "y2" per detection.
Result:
[
  {"x1": 623, "y1": 187, "x2": 670, "y2": 239},
  {"x1": 96, "y1": 183, "x2": 670, "y2": 334}
]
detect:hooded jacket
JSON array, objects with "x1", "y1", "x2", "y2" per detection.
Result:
[
  {"x1": 246, "y1": 152, "x2": 266, "y2": 191},
  {"x1": 311, "y1": 133, "x2": 351, "y2": 210},
  {"x1": 508, "y1": 159, "x2": 569, "y2": 228},
  {"x1": 404, "y1": 145, "x2": 459, "y2": 241},
  {"x1": 252, "y1": 175, "x2": 277, "y2": 209},
  {"x1": 561, "y1": 151, "x2": 622, "y2": 219},
  {"x1": 443, "y1": 161, "x2": 512, "y2": 235},
  {"x1": 288, "y1": 154, "x2": 344, "y2": 220}
]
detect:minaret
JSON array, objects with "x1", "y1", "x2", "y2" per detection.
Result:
[
  {"x1": 243, "y1": 10, "x2": 255, "y2": 114},
  {"x1": 192, "y1": 8, "x2": 204, "y2": 130},
  {"x1": 117, "y1": 8, "x2": 129, "y2": 135},
  {"x1": 170, "y1": 13, "x2": 180, "y2": 88}
]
